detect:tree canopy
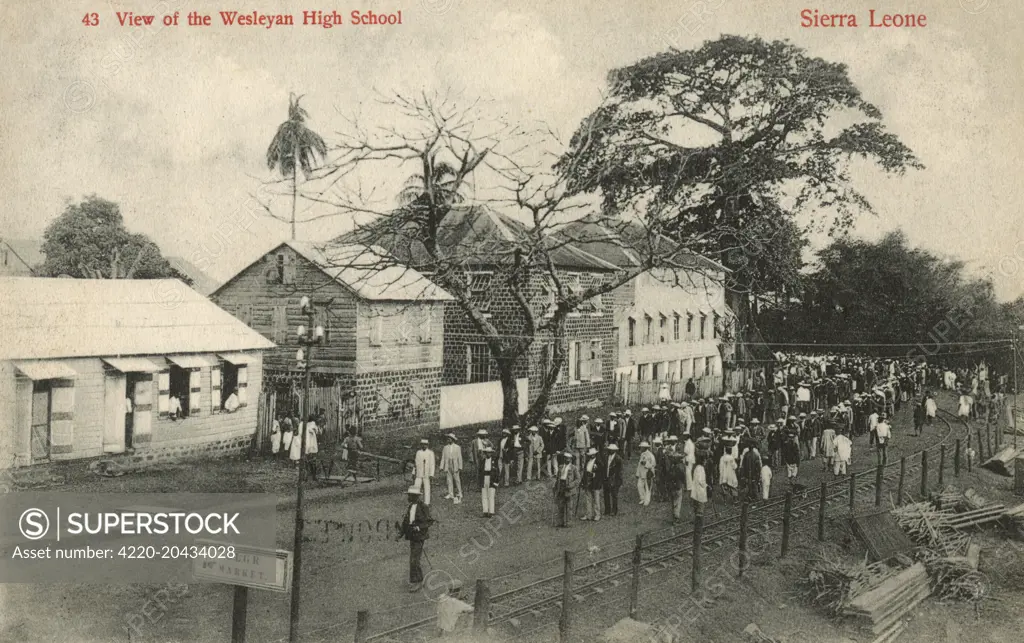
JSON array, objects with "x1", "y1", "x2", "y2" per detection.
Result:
[
  {"x1": 559, "y1": 35, "x2": 922, "y2": 306},
  {"x1": 757, "y1": 230, "x2": 1014, "y2": 366},
  {"x1": 39, "y1": 195, "x2": 182, "y2": 281}
]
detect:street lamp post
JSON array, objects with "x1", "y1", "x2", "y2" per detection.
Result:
[{"x1": 290, "y1": 295, "x2": 323, "y2": 642}]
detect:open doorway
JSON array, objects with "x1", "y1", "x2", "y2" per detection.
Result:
[
  {"x1": 125, "y1": 373, "x2": 141, "y2": 448},
  {"x1": 30, "y1": 381, "x2": 52, "y2": 462}
]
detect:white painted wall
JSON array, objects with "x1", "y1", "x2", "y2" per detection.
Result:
[{"x1": 439, "y1": 378, "x2": 528, "y2": 429}]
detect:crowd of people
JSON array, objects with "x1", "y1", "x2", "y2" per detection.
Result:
[{"x1": 392, "y1": 354, "x2": 1009, "y2": 591}]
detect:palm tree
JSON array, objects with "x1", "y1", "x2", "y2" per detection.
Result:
[
  {"x1": 266, "y1": 93, "x2": 327, "y2": 240},
  {"x1": 397, "y1": 149, "x2": 465, "y2": 209}
]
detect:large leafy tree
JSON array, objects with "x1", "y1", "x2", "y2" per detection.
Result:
[
  {"x1": 559, "y1": 35, "x2": 923, "y2": 318},
  {"x1": 266, "y1": 93, "x2": 327, "y2": 240},
  {"x1": 759, "y1": 231, "x2": 1012, "y2": 365},
  {"x1": 39, "y1": 195, "x2": 182, "y2": 281}
]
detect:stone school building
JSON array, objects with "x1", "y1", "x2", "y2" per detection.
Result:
[{"x1": 0, "y1": 278, "x2": 273, "y2": 468}]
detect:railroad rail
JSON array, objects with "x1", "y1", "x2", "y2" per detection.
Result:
[{"x1": 361, "y1": 404, "x2": 974, "y2": 643}]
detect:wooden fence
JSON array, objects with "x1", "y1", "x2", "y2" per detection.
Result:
[
  {"x1": 613, "y1": 375, "x2": 724, "y2": 406},
  {"x1": 253, "y1": 383, "x2": 359, "y2": 455}
]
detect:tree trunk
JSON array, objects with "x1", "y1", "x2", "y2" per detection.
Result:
[
  {"x1": 290, "y1": 151, "x2": 298, "y2": 241},
  {"x1": 499, "y1": 363, "x2": 520, "y2": 427}
]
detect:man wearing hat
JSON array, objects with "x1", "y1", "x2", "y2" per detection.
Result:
[
  {"x1": 414, "y1": 438, "x2": 436, "y2": 506},
  {"x1": 440, "y1": 434, "x2": 464, "y2": 504},
  {"x1": 573, "y1": 417, "x2": 591, "y2": 469},
  {"x1": 526, "y1": 426, "x2": 545, "y2": 481},
  {"x1": 679, "y1": 402, "x2": 694, "y2": 440},
  {"x1": 478, "y1": 445, "x2": 499, "y2": 518},
  {"x1": 592, "y1": 418, "x2": 607, "y2": 452},
  {"x1": 580, "y1": 447, "x2": 604, "y2": 521},
  {"x1": 603, "y1": 443, "x2": 623, "y2": 516},
  {"x1": 875, "y1": 413, "x2": 892, "y2": 466},
  {"x1": 638, "y1": 408, "x2": 653, "y2": 443},
  {"x1": 399, "y1": 486, "x2": 432, "y2": 591},
  {"x1": 553, "y1": 452, "x2": 580, "y2": 528},
  {"x1": 636, "y1": 441, "x2": 656, "y2": 506},
  {"x1": 471, "y1": 429, "x2": 490, "y2": 469},
  {"x1": 547, "y1": 418, "x2": 566, "y2": 477},
  {"x1": 622, "y1": 409, "x2": 636, "y2": 460},
  {"x1": 511, "y1": 425, "x2": 526, "y2": 485}
]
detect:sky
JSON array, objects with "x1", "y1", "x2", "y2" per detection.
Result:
[{"x1": 1, "y1": 0, "x2": 1022, "y2": 300}]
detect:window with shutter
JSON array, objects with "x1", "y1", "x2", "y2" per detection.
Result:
[
  {"x1": 673, "y1": 314, "x2": 680, "y2": 341},
  {"x1": 418, "y1": 307, "x2": 433, "y2": 343},
  {"x1": 627, "y1": 317, "x2": 636, "y2": 347},
  {"x1": 369, "y1": 313, "x2": 383, "y2": 346},
  {"x1": 659, "y1": 315, "x2": 667, "y2": 343},
  {"x1": 467, "y1": 272, "x2": 493, "y2": 314},
  {"x1": 49, "y1": 380, "x2": 75, "y2": 455},
  {"x1": 590, "y1": 340, "x2": 603, "y2": 382},
  {"x1": 377, "y1": 384, "x2": 393, "y2": 417},
  {"x1": 282, "y1": 254, "x2": 296, "y2": 284}
]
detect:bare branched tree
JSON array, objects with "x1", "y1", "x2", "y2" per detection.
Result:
[{"x1": 291, "y1": 91, "x2": 730, "y2": 426}]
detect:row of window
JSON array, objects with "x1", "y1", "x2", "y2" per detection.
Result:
[
  {"x1": 465, "y1": 339, "x2": 605, "y2": 385},
  {"x1": 467, "y1": 271, "x2": 604, "y2": 317},
  {"x1": 634, "y1": 356, "x2": 717, "y2": 382},
  {"x1": 626, "y1": 311, "x2": 722, "y2": 347},
  {"x1": 227, "y1": 302, "x2": 435, "y2": 348}
]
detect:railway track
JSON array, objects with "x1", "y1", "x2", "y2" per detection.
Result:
[{"x1": 365, "y1": 406, "x2": 974, "y2": 643}]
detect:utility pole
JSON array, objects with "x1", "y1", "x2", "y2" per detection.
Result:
[{"x1": 290, "y1": 296, "x2": 323, "y2": 642}]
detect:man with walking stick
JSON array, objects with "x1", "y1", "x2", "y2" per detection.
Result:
[{"x1": 399, "y1": 487, "x2": 432, "y2": 592}]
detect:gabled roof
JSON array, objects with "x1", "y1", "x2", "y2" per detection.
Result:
[
  {"x1": 340, "y1": 205, "x2": 621, "y2": 273},
  {"x1": 214, "y1": 240, "x2": 453, "y2": 302},
  {"x1": 286, "y1": 240, "x2": 452, "y2": 301},
  {"x1": 165, "y1": 256, "x2": 221, "y2": 296},
  {"x1": 0, "y1": 277, "x2": 274, "y2": 361},
  {"x1": 0, "y1": 238, "x2": 44, "y2": 273},
  {"x1": 558, "y1": 218, "x2": 728, "y2": 274}
]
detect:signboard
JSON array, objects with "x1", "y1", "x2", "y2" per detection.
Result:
[{"x1": 193, "y1": 541, "x2": 292, "y2": 593}]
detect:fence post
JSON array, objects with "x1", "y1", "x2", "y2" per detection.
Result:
[
  {"x1": 472, "y1": 580, "x2": 490, "y2": 633},
  {"x1": 354, "y1": 610, "x2": 369, "y2": 643},
  {"x1": 692, "y1": 510, "x2": 704, "y2": 592},
  {"x1": 939, "y1": 444, "x2": 946, "y2": 487},
  {"x1": 874, "y1": 464, "x2": 884, "y2": 508},
  {"x1": 967, "y1": 433, "x2": 973, "y2": 473},
  {"x1": 738, "y1": 501, "x2": 749, "y2": 577},
  {"x1": 781, "y1": 491, "x2": 793, "y2": 558},
  {"x1": 629, "y1": 535, "x2": 642, "y2": 619},
  {"x1": 849, "y1": 472, "x2": 857, "y2": 513},
  {"x1": 897, "y1": 457, "x2": 906, "y2": 506},
  {"x1": 920, "y1": 450, "x2": 929, "y2": 498},
  {"x1": 817, "y1": 481, "x2": 827, "y2": 541},
  {"x1": 977, "y1": 428, "x2": 985, "y2": 462},
  {"x1": 559, "y1": 551, "x2": 574, "y2": 642},
  {"x1": 955, "y1": 439, "x2": 961, "y2": 477}
]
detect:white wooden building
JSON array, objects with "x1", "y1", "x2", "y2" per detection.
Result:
[{"x1": 0, "y1": 278, "x2": 274, "y2": 468}]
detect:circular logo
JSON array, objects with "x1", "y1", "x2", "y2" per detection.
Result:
[
  {"x1": 63, "y1": 80, "x2": 96, "y2": 114},
  {"x1": 155, "y1": 279, "x2": 186, "y2": 311},
  {"x1": 420, "y1": 568, "x2": 458, "y2": 602},
  {"x1": 959, "y1": 0, "x2": 991, "y2": 14},
  {"x1": 420, "y1": 0, "x2": 457, "y2": 16},
  {"x1": 19, "y1": 508, "x2": 50, "y2": 540}
]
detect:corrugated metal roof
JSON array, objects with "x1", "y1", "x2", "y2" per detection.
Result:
[
  {"x1": 0, "y1": 277, "x2": 275, "y2": 361},
  {"x1": 340, "y1": 205, "x2": 621, "y2": 272},
  {"x1": 165, "y1": 256, "x2": 221, "y2": 296},
  {"x1": 13, "y1": 359, "x2": 77, "y2": 380},
  {"x1": 102, "y1": 357, "x2": 163, "y2": 373},
  {"x1": 284, "y1": 240, "x2": 453, "y2": 302}
]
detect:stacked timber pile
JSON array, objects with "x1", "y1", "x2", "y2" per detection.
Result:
[
  {"x1": 981, "y1": 446, "x2": 1021, "y2": 476},
  {"x1": 842, "y1": 563, "x2": 930, "y2": 636},
  {"x1": 916, "y1": 544, "x2": 985, "y2": 602},
  {"x1": 797, "y1": 552, "x2": 901, "y2": 617},
  {"x1": 929, "y1": 486, "x2": 963, "y2": 511},
  {"x1": 892, "y1": 502, "x2": 966, "y2": 554}
]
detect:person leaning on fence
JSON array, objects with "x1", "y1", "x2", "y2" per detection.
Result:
[
  {"x1": 400, "y1": 486, "x2": 432, "y2": 592},
  {"x1": 440, "y1": 433, "x2": 463, "y2": 504},
  {"x1": 553, "y1": 451, "x2": 580, "y2": 528}
]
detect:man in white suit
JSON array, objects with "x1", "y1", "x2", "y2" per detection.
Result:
[
  {"x1": 440, "y1": 433, "x2": 463, "y2": 504},
  {"x1": 414, "y1": 438, "x2": 436, "y2": 505}
]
